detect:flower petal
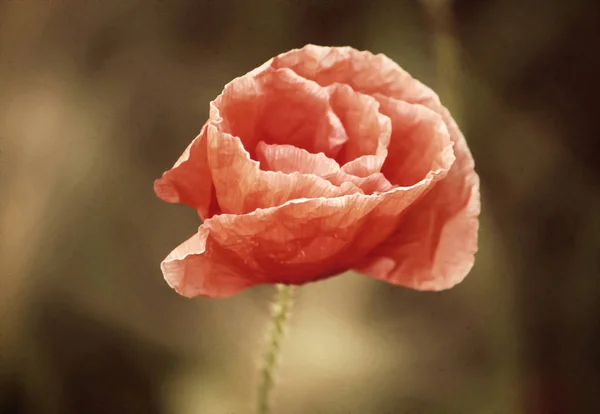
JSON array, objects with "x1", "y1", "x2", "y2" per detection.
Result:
[
  {"x1": 206, "y1": 124, "x2": 361, "y2": 214},
  {"x1": 214, "y1": 65, "x2": 348, "y2": 159},
  {"x1": 153, "y1": 124, "x2": 217, "y2": 220},
  {"x1": 325, "y1": 83, "x2": 391, "y2": 167},
  {"x1": 255, "y1": 141, "x2": 340, "y2": 175},
  {"x1": 161, "y1": 227, "x2": 253, "y2": 298},
  {"x1": 257, "y1": 142, "x2": 393, "y2": 195},
  {"x1": 354, "y1": 107, "x2": 480, "y2": 290},
  {"x1": 340, "y1": 155, "x2": 386, "y2": 178},
  {"x1": 163, "y1": 177, "x2": 440, "y2": 298},
  {"x1": 271, "y1": 44, "x2": 439, "y2": 106},
  {"x1": 376, "y1": 95, "x2": 455, "y2": 187},
  {"x1": 325, "y1": 171, "x2": 394, "y2": 194}
]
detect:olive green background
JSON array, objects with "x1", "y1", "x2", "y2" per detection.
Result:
[{"x1": 1, "y1": 0, "x2": 599, "y2": 413}]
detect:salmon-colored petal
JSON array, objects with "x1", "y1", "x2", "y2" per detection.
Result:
[
  {"x1": 163, "y1": 175, "x2": 441, "y2": 298},
  {"x1": 354, "y1": 106, "x2": 480, "y2": 290},
  {"x1": 214, "y1": 66, "x2": 348, "y2": 160},
  {"x1": 325, "y1": 83, "x2": 391, "y2": 166},
  {"x1": 206, "y1": 124, "x2": 361, "y2": 214},
  {"x1": 340, "y1": 155, "x2": 386, "y2": 178},
  {"x1": 325, "y1": 172, "x2": 394, "y2": 194},
  {"x1": 271, "y1": 44, "x2": 438, "y2": 106},
  {"x1": 257, "y1": 142, "x2": 393, "y2": 195},
  {"x1": 255, "y1": 141, "x2": 340, "y2": 175},
  {"x1": 376, "y1": 95, "x2": 455, "y2": 187},
  {"x1": 161, "y1": 227, "x2": 253, "y2": 298},
  {"x1": 153, "y1": 124, "x2": 216, "y2": 220}
]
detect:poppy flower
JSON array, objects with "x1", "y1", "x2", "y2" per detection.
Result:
[{"x1": 155, "y1": 45, "x2": 480, "y2": 298}]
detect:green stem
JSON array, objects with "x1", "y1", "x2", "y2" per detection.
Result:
[{"x1": 257, "y1": 284, "x2": 295, "y2": 414}]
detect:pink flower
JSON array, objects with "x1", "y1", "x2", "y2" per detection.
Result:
[{"x1": 155, "y1": 45, "x2": 480, "y2": 298}]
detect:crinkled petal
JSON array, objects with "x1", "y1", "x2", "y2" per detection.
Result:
[
  {"x1": 325, "y1": 83, "x2": 391, "y2": 167},
  {"x1": 162, "y1": 175, "x2": 441, "y2": 298},
  {"x1": 257, "y1": 142, "x2": 393, "y2": 194},
  {"x1": 325, "y1": 171, "x2": 394, "y2": 194},
  {"x1": 376, "y1": 95, "x2": 455, "y2": 187},
  {"x1": 341, "y1": 155, "x2": 386, "y2": 178},
  {"x1": 255, "y1": 141, "x2": 340, "y2": 175},
  {"x1": 153, "y1": 124, "x2": 216, "y2": 220},
  {"x1": 161, "y1": 227, "x2": 253, "y2": 298},
  {"x1": 206, "y1": 124, "x2": 361, "y2": 214},
  {"x1": 271, "y1": 44, "x2": 439, "y2": 106},
  {"x1": 214, "y1": 66, "x2": 348, "y2": 159},
  {"x1": 354, "y1": 106, "x2": 480, "y2": 290}
]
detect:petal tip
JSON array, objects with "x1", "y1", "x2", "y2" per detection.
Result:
[{"x1": 154, "y1": 177, "x2": 179, "y2": 204}]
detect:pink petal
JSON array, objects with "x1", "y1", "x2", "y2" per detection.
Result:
[
  {"x1": 326, "y1": 83, "x2": 391, "y2": 167},
  {"x1": 162, "y1": 176, "x2": 441, "y2": 298},
  {"x1": 376, "y1": 95, "x2": 455, "y2": 187},
  {"x1": 257, "y1": 142, "x2": 393, "y2": 195},
  {"x1": 153, "y1": 124, "x2": 217, "y2": 220},
  {"x1": 161, "y1": 227, "x2": 253, "y2": 298},
  {"x1": 213, "y1": 66, "x2": 348, "y2": 160},
  {"x1": 255, "y1": 141, "x2": 340, "y2": 176},
  {"x1": 354, "y1": 106, "x2": 480, "y2": 290},
  {"x1": 324, "y1": 171, "x2": 394, "y2": 194},
  {"x1": 340, "y1": 155, "x2": 386, "y2": 178},
  {"x1": 271, "y1": 45, "x2": 438, "y2": 106},
  {"x1": 205, "y1": 124, "x2": 361, "y2": 214}
]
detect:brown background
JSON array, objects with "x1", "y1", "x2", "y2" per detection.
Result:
[{"x1": 1, "y1": 0, "x2": 599, "y2": 413}]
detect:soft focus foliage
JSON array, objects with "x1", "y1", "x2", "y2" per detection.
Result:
[{"x1": 1, "y1": 1, "x2": 599, "y2": 413}]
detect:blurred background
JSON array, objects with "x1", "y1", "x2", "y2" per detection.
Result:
[{"x1": 1, "y1": 0, "x2": 599, "y2": 413}]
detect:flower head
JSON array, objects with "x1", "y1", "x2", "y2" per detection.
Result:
[{"x1": 155, "y1": 45, "x2": 480, "y2": 298}]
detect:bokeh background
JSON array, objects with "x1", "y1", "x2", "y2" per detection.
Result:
[{"x1": 1, "y1": 0, "x2": 599, "y2": 413}]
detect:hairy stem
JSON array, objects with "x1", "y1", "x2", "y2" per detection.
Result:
[{"x1": 257, "y1": 284, "x2": 295, "y2": 414}]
